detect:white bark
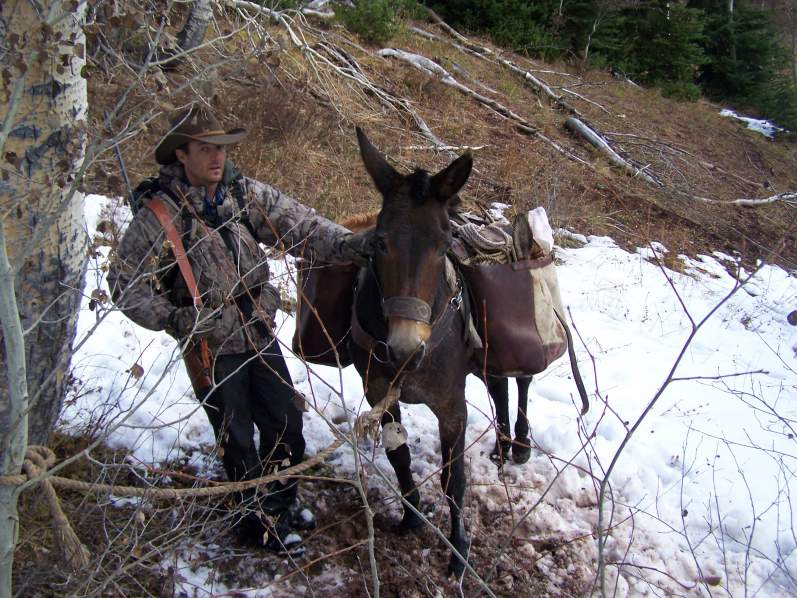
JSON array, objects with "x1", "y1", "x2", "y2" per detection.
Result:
[
  {"x1": 565, "y1": 117, "x2": 663, "y2": 186},
  {"x1": 176, "y1": 0, "x2": 213, "y2": 55},
  {"x1": 693, "y1": 191, "x2": 797, "y2": 207},
  {"x1": 0, "y1": 220, "x2": 26, "y2": 598},
  {"x1": 0, "y1": 0, "x2": 88, "y2": 592}
]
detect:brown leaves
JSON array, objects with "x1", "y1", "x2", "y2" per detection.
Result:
[
  {"x1": 4, "y1": 152, "x2": 19, "y2": 168},
  {"x1": 96, "y1": 219, "x2": 116, "y2": 236},
  {"x1": 126, "y1": 363, "x2": 144, "y2": 379},
  {"x1": 88, "y1": 288, "x2": 109, "y2": 311}
]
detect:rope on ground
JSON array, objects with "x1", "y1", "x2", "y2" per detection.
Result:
[
  {"x1": 0, "y1": 384, "x2": 402, "y2": 571},
  {"x1": 17, "y1": 446, "x2": 91, "y2": 571},
  {"x1": 0, "y1": 437, "x2": 346, "y2": 571},
  {"x1": 0, "y1": 437, "x2": 345, "y2": 499}
]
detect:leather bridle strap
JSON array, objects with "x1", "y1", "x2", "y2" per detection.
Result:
[{"x1": 382, "y1": 296, "x2": 432, "y2": 323}]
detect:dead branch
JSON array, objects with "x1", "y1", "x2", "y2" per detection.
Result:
[
  {"x1": 399, "y1": 145, "x2": 488, "y2": 152},
  {"x1": 560, "y1": 87, "x2": 611, "y2": 115},
  {"x1": 565, "y1": 117, "x2": 663, "y2": 186},
  {"x1": 693, "y1": 191, "x2": 797, "y2": 207},
  {"x1": 411, "y1": 25, "x2": 582, "y2": 117},
  {"x1": 378, "y1": 48, "x2": 591, "y2": 167}
]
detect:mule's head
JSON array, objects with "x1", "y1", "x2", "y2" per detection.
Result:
[{"x1": 356, "y1": 127, "x2": 472, "y2": 370}]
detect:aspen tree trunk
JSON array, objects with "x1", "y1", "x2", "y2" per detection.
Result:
[
  {"x1": 161, "y1": 0, "x2": 213, "y2": 69},
  {"x1": 0, "y1": 0, "x2": 87, "y2": 592},
  {"x1": 177, "y1": 0, "x2": 213, "y2": 52}
]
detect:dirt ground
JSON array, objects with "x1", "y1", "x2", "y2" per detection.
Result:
[{"x1": 13, "y1": 4, "x2": 797, "y2": 596}]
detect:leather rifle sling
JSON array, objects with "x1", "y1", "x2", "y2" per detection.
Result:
[{"x1": 146, "y1": 197, "x2": 212, "y2": 389}]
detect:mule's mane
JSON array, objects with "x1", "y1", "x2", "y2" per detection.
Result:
[
  {"x1": 339, "y1": 211, "x2": 378, "y2": 232},
  {"x1": 408, "y1": 169, "x2": 431, "y2": 205}
]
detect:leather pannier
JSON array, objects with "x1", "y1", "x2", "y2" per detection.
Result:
[
  {"x1": 462, "y1": 254, "x2": 567, "y2": 377},
  {"x1": 292, "y1": 260, "x2": 359, "y2": 367}
]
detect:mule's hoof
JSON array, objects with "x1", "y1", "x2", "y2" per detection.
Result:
[
  {"x1": 447, "y1": 550, "x2": 469, "y2": 578},
  {"x1": 400, "y1": 509, "x2": 424, "y2": 533},
  {"x1": 512, "y1": 438, "x2": 531, "y2": 464},
  {"x1": 490, "y1": 443, "x2": 511, "y2": 465}
]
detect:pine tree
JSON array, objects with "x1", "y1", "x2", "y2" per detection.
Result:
[
  {"x1": 695, "y1": 0, "x2": 784, "y2": 100},
  {"x1": 692, "y1": 0, "x2": 797, "y2": 129},
  {"x1": 589, "y1": 1, "x2": 705, "y2": 99},
  {"x1": 426, "y1": 0, "x2": 565, "y2": 58}
]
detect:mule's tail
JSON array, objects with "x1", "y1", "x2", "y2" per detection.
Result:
[{"x1": 555, "y1": 310, "x2": 589, "y2": 415}]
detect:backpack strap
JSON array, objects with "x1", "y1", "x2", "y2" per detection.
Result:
[
  {"x1": 231, "y1": 178, "x2": 256, "y2": 237},
  {"x1": 146, "y1": 196, "x2": 211, "y2": 389}
]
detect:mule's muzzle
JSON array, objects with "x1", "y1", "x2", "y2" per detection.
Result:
[
  {"x1": 386, "y1": 320, "x2": 430, "y2": 370},
  {"x1": 383, "y1": 296, "x2": 432, "y2": 370},
  {"x1": 387, "y1": 340, "x2": 426, "y2": 371}
]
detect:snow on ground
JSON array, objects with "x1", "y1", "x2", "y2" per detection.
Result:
[
  {"x1": 720, "y1": 108, "x2": 785, "y2": 138},
  {"x1": 63, "y1": 195, "x2": 797, "y2": 596}
]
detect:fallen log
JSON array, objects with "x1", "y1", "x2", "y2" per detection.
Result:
[
  {"x1": 565, "y1": 117, "x2": 663, "y2": 187},
  {"x1": 379, "y1": 47, "x2": 591, "y2": 168}
]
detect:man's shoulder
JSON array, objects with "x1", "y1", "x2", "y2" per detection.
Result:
[
  {"x1": 238, "y1": 175, "x2": 285, "y2": 203},
  {"x1": 131, "y1": 176, "x2": 181, "y2": 215}
]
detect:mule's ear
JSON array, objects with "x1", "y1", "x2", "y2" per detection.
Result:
[
  {"x1": 356, "y1": 127, "x2": 396, "y2": 197},
  {"x1": 430, "y1": 152, "x2": 472, "y2": 202}
]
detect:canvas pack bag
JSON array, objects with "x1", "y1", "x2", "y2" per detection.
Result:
[
  {"x1": 453, "y1": 207, "x2": 568, "y2": 378},
  {"x1": 462, "y1": 253, "x2": 567, "y2": 377},
  {"x1": 291, "y1": 260, "x2": 358, "y2": 367}
]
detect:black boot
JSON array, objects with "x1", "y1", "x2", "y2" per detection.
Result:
[
  {"x1": 262, "y1": 510, "x2": 305, "y2": 556},
  {"x1": 287, "y1": 502, "x2": 316, "y2": 531}
]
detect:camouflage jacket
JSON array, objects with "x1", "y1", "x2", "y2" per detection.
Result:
[{"x1": 108, "y1": 162, "x2": 351, "y2": 355}]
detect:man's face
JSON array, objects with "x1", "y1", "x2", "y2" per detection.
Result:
[{"x1": 175, "y1": 140, "x2": 226, "y2": 189}]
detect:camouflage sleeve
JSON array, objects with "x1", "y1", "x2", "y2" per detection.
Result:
[
  {"x1": 242, "y1": 177, "x2": 352, "y2": 263},
  {"x1": 107, "y1": 205, "x2": 178, "y2": 332}
]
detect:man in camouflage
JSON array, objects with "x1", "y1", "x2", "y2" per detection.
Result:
[{"x1": 109, "y1": 104, "x2": 368, "y2": 554}]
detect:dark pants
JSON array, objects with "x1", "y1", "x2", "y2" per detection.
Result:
[{"x1": 199, "y1": 339, "x2": 304, "y2": 518}]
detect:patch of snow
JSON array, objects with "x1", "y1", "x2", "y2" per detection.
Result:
[
  {"x1": 720, "y1": 108, "x2": 785, "y2": 138},
  {"x1": 64, "y1": 194, "x2": 797, "y2": 595}
]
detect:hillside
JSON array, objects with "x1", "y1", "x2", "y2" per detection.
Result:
[
  {"x1": 13, "y1": 3, "x2": 797, "y2": 597},
  {"x1": 87, "y1": 4, "x2": 797, "y2": 271}
]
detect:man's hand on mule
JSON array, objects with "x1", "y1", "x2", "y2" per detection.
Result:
[{"x1": 340, "y1": 229, "x2": 374, "y2": 267}]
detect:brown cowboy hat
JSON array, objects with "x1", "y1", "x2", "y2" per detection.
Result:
[{"x1": 155, "y1": 105, "x2": 247, "y2": 165}]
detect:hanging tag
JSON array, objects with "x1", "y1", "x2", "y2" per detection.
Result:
[{"x1": 382, "y1": 421, "x2": 408, "y2": 451}]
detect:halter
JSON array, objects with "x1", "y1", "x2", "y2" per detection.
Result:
[{"x1": 350, "y1": 257, "x2": 465, "y2": 365}]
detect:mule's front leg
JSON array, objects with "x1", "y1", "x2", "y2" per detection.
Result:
[
  {"x1": 439, "y1": 407, "x2": 469, "y2": 576},
  {"x1": 382, "y1": 404, "x2": 423, "y2": 531}
]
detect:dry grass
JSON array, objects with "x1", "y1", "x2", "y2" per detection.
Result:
[
  {"x1": 84, "y1": 7, "x2": 797, "y2": 271},
  {"x1": 29, "y1": 5, "x2": 796, "y2": 593}
]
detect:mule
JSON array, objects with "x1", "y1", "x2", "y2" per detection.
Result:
[{"x1": 350, "y1": 128, "x2": 475, "y2": 575}]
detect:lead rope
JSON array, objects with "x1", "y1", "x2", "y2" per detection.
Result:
[{"x1": 0, "y1": 377, "x2": 411, "y2": 571}]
